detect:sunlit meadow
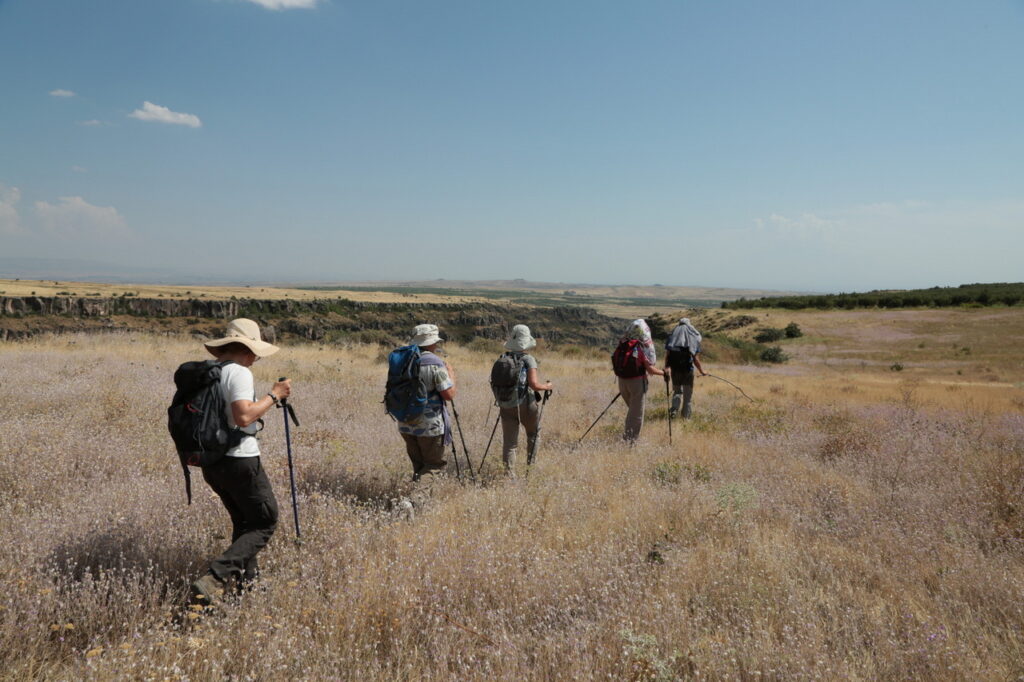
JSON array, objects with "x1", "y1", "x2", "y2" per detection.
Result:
[{"x1": 1, "y1": 326, "x2": 1022, "y2": 680}]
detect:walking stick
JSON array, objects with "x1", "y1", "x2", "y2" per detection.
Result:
[
  {"x1": 664, "y1": 374, "x2": 672, "y2": 445},
  {"x1": 477, "y1": 413, "x2": 501, "y2": 474},
  {"x1": 447, "y1": 408, "x2": 462, "y2": 481},
  {"x1": 526, "y1": 389, "x2": 552, "y2": 469},
  {"x1": 702, "y1": 373, "x2": 756, "y2": 402},
  {"x1": 450, "y1": 399, "x2": 475, "y2": 481},
  {"x1": 577, "y1": 393, "x2": 621, "y2": 444},
  {"x1": 276, "y1": 377, "x2": 301, "y2": 539}
]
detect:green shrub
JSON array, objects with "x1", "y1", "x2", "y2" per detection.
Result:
[
  {"x1": 754, "y1": 327, "x2": 785, "y2": 343},
  {"x1": 760, "y1": 346, "x2": 788, "y2": 363},
  {"x1": 784, "y1": 322, "x2": 802, "y2": 338}
]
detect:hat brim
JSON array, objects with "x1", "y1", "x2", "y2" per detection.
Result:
[
  {"x1": 411, "y1": 334, "x2": 443, "y2": 347},
  {"x1": 504, "y1": 338, "x2": 536, "y2": 351},
  {"x1": 205, "y1": 336, "x2": 280, "y2": 358}
]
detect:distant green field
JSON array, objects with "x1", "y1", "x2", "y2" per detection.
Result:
[
  {"x1": 723, "y1": 282, "x2": 1024, "y2": 310},
  {"x1": 297, "y1": 285, "x2": 719, "y2": 310}
]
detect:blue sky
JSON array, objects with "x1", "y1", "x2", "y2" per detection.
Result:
[{"x1": 1, "y1": 0, "x2": 1022, "y2": 291}]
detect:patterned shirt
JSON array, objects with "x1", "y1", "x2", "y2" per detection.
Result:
[{"x1": 396, "y1": 352, "x2": 453, "y2": 438}]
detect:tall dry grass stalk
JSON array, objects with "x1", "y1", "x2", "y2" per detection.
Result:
[{"x1": 0, "y1": 332, "x2": 1022, "y2": 679}]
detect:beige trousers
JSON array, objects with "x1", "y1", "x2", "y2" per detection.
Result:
[
  {"x1": 618, "y1": 376, "x2": 648, "y2": 442},
  {"x1": 499, "y1": 398, "x2": 540, "y2": 472}
]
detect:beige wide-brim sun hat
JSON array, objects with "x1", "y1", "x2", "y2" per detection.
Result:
[
  {"x1": 204, "y1": 318, "x2": 279, "y2": 358},
  {"x1": 410, "y1": 323, "x2": 442, "y2": 347},
  {"x1": 505, "y1": 324, "x2": 537, "y2": 352}
]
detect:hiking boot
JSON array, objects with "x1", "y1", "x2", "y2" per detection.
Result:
[{"x1": 190, "y1": 573, "x2": 224, "y2": 605}]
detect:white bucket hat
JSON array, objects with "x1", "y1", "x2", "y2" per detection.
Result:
[
  {"x1": 505, "y1": 324, "x2": 537, "y2": 352},
  {"x1": 204, "y1": 318, "x2": 279, "y2": 358},
  {"x1": 410, "y1": 323, "x2": 442, "y2": 347}
]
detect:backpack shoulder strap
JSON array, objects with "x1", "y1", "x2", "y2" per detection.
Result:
[{"x1": 418, "y1": 351, "x2": 445, "y2": 368}]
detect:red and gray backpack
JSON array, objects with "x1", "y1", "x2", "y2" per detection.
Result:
[{"x1": 611, "y1": 339, "x2": 646, "y2": 378}]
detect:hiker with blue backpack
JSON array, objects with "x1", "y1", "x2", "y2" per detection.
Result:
[
  {"x1": 664, "y1": 318, "x2": 706, "y2": 419},
  {"x1": 384, "y1": 324, "x2": 457, "y2": 482},
  {"x1": 611, "y1": 319, "x2": 669, "y2": 443},
  {"x1": 171, "y1": 318, "x2": 291, "y2": 606},
  {"x1": 490, "y1": 325, "x2": 553, "y2": 475}
]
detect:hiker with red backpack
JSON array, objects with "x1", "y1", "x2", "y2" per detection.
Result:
[
  {"x1": 384, "y1": 324, "x2": 457, "y2": 482},
  {"x1": 177, "y1": 318, "x2": 291, "y2": 606},
  {"x1": 611, "y1": 319, "x2": 669, "y2": 443},
  {"x1": 490, "y1": 324, "x2": 553, "y2": 475}
]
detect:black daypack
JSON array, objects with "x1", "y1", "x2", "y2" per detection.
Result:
[
  {"x1": 168, "y1": 360, "x2": 244, "y2": 504},
  {"x1": 611, "y1": 339, "x2": 646, "y2": 378},
  {"x1": 490, "y1": 353, "x2": 526, "y2": 404},
  {"x1": 666, "y1": 347, "x2": 693, "y2": 372}
]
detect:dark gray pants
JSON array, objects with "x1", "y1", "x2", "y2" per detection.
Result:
[
  {"x1": 670, "y1": 370, "x2": 695, "y2": 419},
  {"x1": 201, "y1": 456, "x2": 279, "y2": 583}
]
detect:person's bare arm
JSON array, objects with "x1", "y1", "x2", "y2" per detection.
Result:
[
  {"x1": 526, "y1": 368, "x2": 553, "y2": 392},
  {"x1": 440, "y1": 361, "x2": 456, "y2": 400},
  {"x1": 694, "y1": 354, "x2": 706, "y2": 376},
  {"x1": 644, "y1": 354, "x2": 668, "y2": 378},
  {"x1": 230, "y1": 378, "x2": 291, "y2": 427}
]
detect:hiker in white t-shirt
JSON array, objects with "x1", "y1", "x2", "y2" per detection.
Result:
[{"x1": 189, "y1": 319, "x2": 291, "y2": 606}]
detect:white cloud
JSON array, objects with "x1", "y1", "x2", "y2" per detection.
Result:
[
  {"x1": 34, "y1": 196, "x2": 129, "y2": 238},
  {"x1": 128, "y1": 101, "x2": 202, "y2": 128},
  {"x1": 713, "y1": 199, "x2": 1024, "y2": 290},
  {"x1": 754, "y1": 212, "x2": 840, "y2": 239},
  {"x1": 0, "y1": 185, "x2": 23, "y2": 236},
  {"x1": 78, "y1": 119, "x2": 103, "y2": 127},
  {"x1": 49, "y1": 89, "x2": 75, "y2": 97},
  {"x1": 244, "y1": 0, "x2": 320, "y2": 9}
]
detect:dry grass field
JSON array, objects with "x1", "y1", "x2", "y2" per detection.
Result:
[
  {"x1": 1, "y1": 307, "x2": 1023, "y2": 680},
  {"x1": 0, "y1": 279, "x2": 488, "y2": 305}
]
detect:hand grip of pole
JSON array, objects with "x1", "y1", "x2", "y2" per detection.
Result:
[{"x1": 276, "y1": 376, "x2": 299, "y2": 426}]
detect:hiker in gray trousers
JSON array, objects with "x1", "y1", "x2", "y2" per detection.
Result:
[
  {"x1": 616, "y1": 319, "x2": 669, "y2": 443},
  {"x1": 664, "y1": 317, "x2": 706, "y2": 419},
  {"x1": 497, "y1": 325, "x2": 553, "y2": 474}
]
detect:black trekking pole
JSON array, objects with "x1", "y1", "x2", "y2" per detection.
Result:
[
  {"x1": 577, "y1": 393, "x2": 621, "y2": 444},
  {"x1": 276, "y1": 377, "x2": 301, "y2": 539},
  {"x1": 447, "y1": 412, "x2": 462, "y2": 481},
  {"x1": 664, "y1": 374, "x2": 673, "y2": 446},
  {"x1": 477, "y1": 411, "x2": 501, "y2": 474},
  {"x1": 450, "y1": 399, "x2": 475, "y2": 482},
  {"x1": 526, "y1": 389, "x2": 552, "y2": 470}
]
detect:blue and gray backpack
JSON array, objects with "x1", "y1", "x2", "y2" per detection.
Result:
[{"x1": 384, "y1": 345, "x2": 444, "y2": 422}]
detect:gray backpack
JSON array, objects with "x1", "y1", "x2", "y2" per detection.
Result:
[{"x1": 490, "y1": 353, "x2": 526, "y2": 404}]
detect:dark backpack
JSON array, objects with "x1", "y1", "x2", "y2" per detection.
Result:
[
  {"x1": 666, "y1": 347, "x2": 693, "y2": 372},
  {"x1": 490, "y1": 353, "x2": 526, "y2": 404},
  {"x1": 611, "y1": 339, "x2": 646, "y2": 378},
  {"x1": 168, "y1": 360, "x2": 243, "y2": 504},
  {"x1": 384, "y1": 345, "x2": 442, "y2": 422}
]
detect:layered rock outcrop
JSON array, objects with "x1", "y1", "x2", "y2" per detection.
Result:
[{"x1": 0, "y1": 296, "x2": 626, "y2": 347}]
